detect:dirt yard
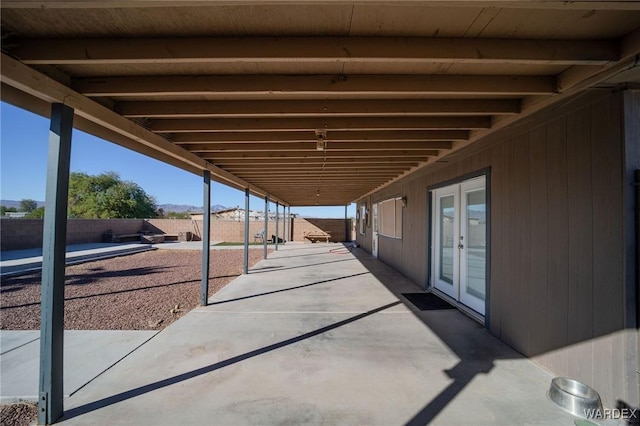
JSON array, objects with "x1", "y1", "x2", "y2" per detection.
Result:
[
  {"x1": 0, "y1": 248, "x2": 269, "y2": 330},
  {"x1": 0, "y1": 248, "x2": 271, "y2": 425}
]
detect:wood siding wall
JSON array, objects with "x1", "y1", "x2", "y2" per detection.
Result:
[{"x1": 356, "y1": 89, "x2": 638, "y2": 408}]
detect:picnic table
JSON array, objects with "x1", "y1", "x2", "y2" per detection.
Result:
[{"x1": 303, "y1": 230, "x2": 331, "y2": 243}]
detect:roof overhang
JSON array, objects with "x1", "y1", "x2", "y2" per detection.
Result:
[{"x1": 2, "y1": 1, "x2": 639, "y2": 206}]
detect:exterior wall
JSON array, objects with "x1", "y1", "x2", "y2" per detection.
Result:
[
  {"x1": 357, "y1": 89, "x2": 638, "y2": 408},
  {"x1": 356, "y1": 201, "x2": 373, "y2": 252},
  {"x1": 1, "y1": 217, "x2": 350, "y2": 250},
  {"x1": 144, "y1": 219, "x2": 200, "y2": 238},
  {"x1": 1, "y1": 219, "x2": 44, "y2": 251},
  {"x1": 293, "y1": 218, "x2": 352, "y2": 243},
  {"x1": 0, "y1": 218, "x2": 143, "y2": 251}
]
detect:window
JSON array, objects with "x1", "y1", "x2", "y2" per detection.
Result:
[
  {"x1": 378, "y1": 197, "x2": 403, "y2": 239},
  {"x1": 359, "y1": 204, "x2": 366, "y2": 235}
]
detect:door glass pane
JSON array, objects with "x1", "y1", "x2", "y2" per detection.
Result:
[
  {"x1": 465, "y1": 189, "x2": 486, "y2": 300},
  {"x1": 373, "y1": 204, "x2": 378, "y2": 232},
  {"x1": 439, "y1": 195, "x2": 455, "y2": 285}
]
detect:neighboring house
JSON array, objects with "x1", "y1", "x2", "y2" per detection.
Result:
[
  {"x1": 3, "y1": 212, "x2": 28, "y2": 218},
  {"x1": 190, "y1": 207, "x2": 289, "y2": 222}
]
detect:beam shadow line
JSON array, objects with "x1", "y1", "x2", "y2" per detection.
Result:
[
  {"x1": 1, "y1": 274, "x2": 240, "y2": 310},
  {"x1": 61, "y1": 301, "x2": 401, "y2": 422},
  {"x1": 249, "y1": 257, "x2": 356, "y2": 274},
  {"x1": 209, "y1": 272, "x2": 371, "y2": 305}
]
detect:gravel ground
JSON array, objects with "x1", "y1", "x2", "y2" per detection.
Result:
[
  {"x1": 0, "y1": 402, "x2": 37, "y2": 426},
  {"x1": 0, "y1": 248, "x2": 269, "y2": 330},
  {"x1": 0, "y1": 248, "x2": 270, "y2": 425}
]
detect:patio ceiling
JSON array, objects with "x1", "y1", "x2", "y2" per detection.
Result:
[{"x1": 1, "y1": 1, "x2": 640, "y2": 206}]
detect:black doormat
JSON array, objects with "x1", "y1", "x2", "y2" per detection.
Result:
[{"x1": 402, "y1": 293, "x2": 456, "y2": 311}]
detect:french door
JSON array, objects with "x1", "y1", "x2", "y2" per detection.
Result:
[
  {"x1": 372, "y1": 203, "x2": 379, "y2": 257},
  {"x1": 432, "y1": 176, "x2": 487, "y2": 316}
]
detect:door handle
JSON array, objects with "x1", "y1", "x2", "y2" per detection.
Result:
[{"x1": 458, "y1": 243, "x2": 464, "y2": 249}]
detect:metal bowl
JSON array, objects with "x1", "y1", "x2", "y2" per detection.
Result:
[{"x1": 548, "y1": 377, "x2": 603, "y2": 418}]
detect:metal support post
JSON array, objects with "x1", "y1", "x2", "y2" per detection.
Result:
[
  {"x1": 283, "y1": 205, "x2": 287, "y2": 242},
  {"x1": 263, "y1": 196, "x2": 269, "y2": 259},
  {"x1": 287, "y1": 206, "x2": 291, "y2": 242},
  {"x1": 201, "y1": 170, "x2": 211, "y2": 306},
  {"x1": 275, "y1": 202, "x2": 279, "y2": 250},
  {"x1": 282, "y1": 206, "x2": 286, "y2": 243},
  {"x1": 345, "y1": 204, "x2": 349, "y2": 242},
  {"x1": 39, "y1": 103, "x2": 74, "y2": 425},
  {"x1": 243, "y1": 188, "x2": 250, "y2": 274}
]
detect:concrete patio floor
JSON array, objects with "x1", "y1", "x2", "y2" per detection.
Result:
[{"x1": 54, "y1": 242, "x2": 576, "y2": 425}]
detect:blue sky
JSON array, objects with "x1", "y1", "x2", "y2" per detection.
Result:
[{"x1": 0, "y1": 102, "x2": 355, "y2": 218}]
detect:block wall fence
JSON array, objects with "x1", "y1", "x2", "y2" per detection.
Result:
[{"x1": 0, "y1": 217, "x2": 355, "y2": 251}]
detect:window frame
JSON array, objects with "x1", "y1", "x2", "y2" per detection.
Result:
[{"x1": 377, "y1": 197, "x2": 403, "y2": 240}]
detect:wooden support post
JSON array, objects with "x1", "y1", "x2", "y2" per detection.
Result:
[
  {"x1": 201, "y1": 170, "x2": 211, "y2": 306},
  {"x1": 39, "y1": 103, "x2": 74, "y2": 425}
]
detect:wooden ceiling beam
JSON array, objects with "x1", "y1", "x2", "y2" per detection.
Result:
[
  {"x1": 250, "y1": 179, "x2": 390, "y2": 184},
  {"x1": 172, "y1": 130, "x2": 469, "y2": 143},
  {"x1": 182, "y1": 141, "x2": 451, "y2": 152},
  {"x1": 237, "y1": 173, "x2": 410, "y2": 179},
  {"x1": 0, "y1": 53, "x2": 286, "y2": 206},
  {"x1": 2, "y1": 1, "x2": 637, "y2": 10},
  {"x1": 237, "y1": 170, "x2": 402, "y2": 176},
  {"x1": 269, "y1": 185, "x2": 376, "y2": 189},
  {"x1": 228, "y1": 170, "x2": 413, "y2": 176},
  {"x1": 151, "y1": 117, "x2": 490, "y2": 132},
  {"x1": 201, "y1": 150, "x2": 439, "y2": 159},
  {"x1": 74, "y1": 75, "x2": 555, "y2": 97},
  {"x1": 223, "y1": 165, "x2": 415, "y2": 171},
  {"x1": 13, "y1": 37, "x2": 616, "y2": 66},
  {"x1": 119, "y1": 99, "x2": 520, "y2": 118},
  {"x1": 213, "y1": 158, "x2": 421, "y2": 166}
]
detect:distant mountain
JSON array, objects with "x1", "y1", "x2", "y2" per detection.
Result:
[{"x1": 1, "y1": 199, "x2": 44, "y2": 210}]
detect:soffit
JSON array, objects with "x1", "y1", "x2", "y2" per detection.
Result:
[{"x1": 1, "y1": 1, "x2": 639, "y2": 206}]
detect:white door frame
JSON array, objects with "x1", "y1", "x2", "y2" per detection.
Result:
[
  {"x1": 431, "y1": 175, "x2": 487, "y2": 316},
  {"x1": 458, "y1": 177, "x2": 486, "y2": 315},
  {"x1": 432, "y1": 186, "x2": 459, "y2": 300},
  {"x1": 372, "y1": 203, "x2": 379, "y2": 258}
]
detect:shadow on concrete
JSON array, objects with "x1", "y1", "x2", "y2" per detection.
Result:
[
  {"x1": 0, "y1": 266, "x2": 170, "y2": 289},
  {"x1": 345, "y1": 245, "x2": 508, "y2": 425},
  {"x1": 1, "y1": 273, "x2": 241, "y2": 310},
  {"x1": 59, "y1": 301, "x2": 401, "y2": 422},
  {"x1": 269, "y1": 244, "x2": 338, "y2": 253},
  {"x1": 258, "y1": 251, "x2": 336, "y2": 260},
  {"x1": 248, "y1": 257, "x2": 356, "y2": 274},
  {"x1": 210, "y1": 272, "x2": 370, "y2": 306}
]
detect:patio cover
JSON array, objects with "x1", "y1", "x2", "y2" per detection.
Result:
[{"x1": 1, "y1": 1, "x2": 639, "y2": 207}]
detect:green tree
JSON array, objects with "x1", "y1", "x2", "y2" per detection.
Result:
[
  {"x1": 0, "y1": 206, "x2": 18, "y2": 216},
  {"x1": 68, "y1": 171, "x2": 157, "y2": 219},
  {"x1": 20, "y1": 199, "x2": 38, "y2": 212},
  {"x1": 26, "y1": 206, "x2": 45, "y2": 218}
]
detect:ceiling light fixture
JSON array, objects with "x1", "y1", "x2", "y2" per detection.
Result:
[{"x1": 315, "y1": 130, "x2": 327, "y2": 151}]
